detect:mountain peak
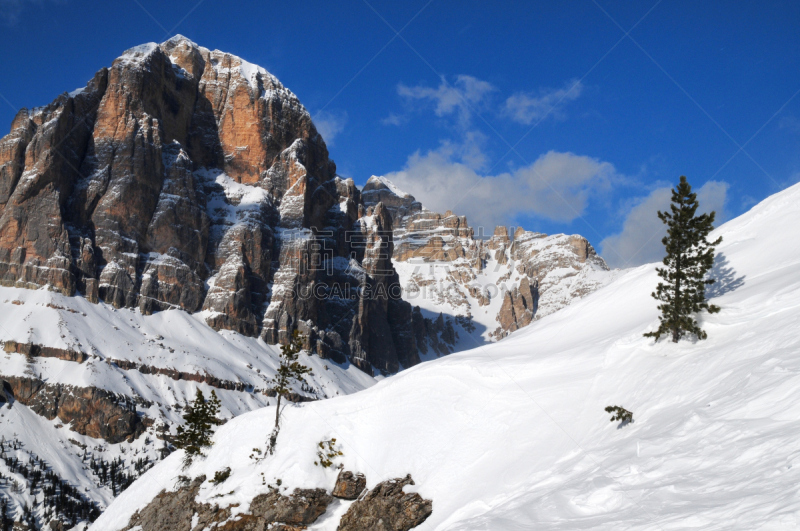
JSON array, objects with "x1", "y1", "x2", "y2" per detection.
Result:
[
  {"x1": 117, "y1": 41, "x2": 159, "y2": 64},
  {"x1": 162, "y1": 33, "x2": 198, "y2": 48},
  {"x1": 364, "y1": 175, "x2": 413, "y2": 199}
]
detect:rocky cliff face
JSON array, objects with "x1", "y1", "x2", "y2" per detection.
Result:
[
  {"x1": 0, "y1": 375, "x2": 148, "y2": 443},
  {"x1": 0, "y1": 36, "x2": 423, "y2": 374},
  {"x1": 362, "y1": 176, "x2": 617, "y2": 342},
  {"x1": 0, "y1": 37, "x2": 615, "y2": 371}
]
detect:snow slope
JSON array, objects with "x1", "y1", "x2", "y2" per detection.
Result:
[
  {"x1": 92, "y1": 180, "x2": 800, "y2": 530},
  {"x1": 0, "y1": 288, "x2": 373, "y2": 408},
  {"x1": 0, "y1": 285, "x2": 375, "y2": 526}
]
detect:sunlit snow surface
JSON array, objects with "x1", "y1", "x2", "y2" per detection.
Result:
[
  {"x1": 0, "y1": 284, "x2": 374, "y2": 523},
  {"x1": 90, "y1": 181, "x2": 800, "y2": 530}
]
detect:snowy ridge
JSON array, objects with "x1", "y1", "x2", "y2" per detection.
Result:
[
  {"x1": 0, "y1": 289, "x2": 375, "y2": 407},
  {"x1": 117, "y1": 42, "x2": 159, "y2": 66},
  {"x1": 93, "y1": 181, "x2": 800, "y2": 530},
  {"x1": 368, "y1": 175, "x2": 414, "y2": 199},
  {"x1": 0, "y1": 285, "x2": 375, "y2": 525},
  {"x1": 121, "y1": 34, "x2": 307, "y2": 118}
]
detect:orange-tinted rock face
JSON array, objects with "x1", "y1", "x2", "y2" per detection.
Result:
[
  {"x1": 0, "y1": 69, "x2": 108, "y2": 296},
  {"x1": 0, "y1": 109, "x2": 35, "y2": 208},
  {"x1": 0, "y1": 36, "x2": 420, "y2": 373},
  {"x1": 496, "y1": 276, "x2": 538, "y2": 336},
  {"x1": 197, "y1": 52, "x2": 267, "y2": 184}
]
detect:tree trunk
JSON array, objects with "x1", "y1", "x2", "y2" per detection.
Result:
[
  {"x1": 275, "y1": 394, "x2": 281, "y2": 429},
  {"x1": 672, "y1": 252, "x2": 682, "y2": 343}
]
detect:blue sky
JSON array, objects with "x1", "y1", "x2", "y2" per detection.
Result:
[{"x1": 1, "y1": 1, "x2": 799, "y2": 267}]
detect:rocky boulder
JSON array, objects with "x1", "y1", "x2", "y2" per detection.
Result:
[
  {"x1": 332, "y1": 470, "x2": 367, "y2": 500},
  {"x1": 247, "y1": 488, "x2": 332, "y2": 527},
  {"x1": 338, "y1": 474, "x2": 432, "y2": 531}
]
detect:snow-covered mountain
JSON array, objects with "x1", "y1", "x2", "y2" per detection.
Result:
[
  {"x1": 363, "y1": 175, "x2": 618, "y2": 351},
  {"x1": 0, "y1": 284, "x2": 375, "y2": 528},
  {"x1": 91, "y1": 180, "x2": 800, "y2": 530},
  {"x1": 0, "y1": 36, "x2": 617, "y2": 529},
  {"x1": 0, "y1": 34, "x2": 435, "y2": 376}
]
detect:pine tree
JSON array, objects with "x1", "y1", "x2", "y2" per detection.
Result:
[
  {"x1": 266, "y1": 330, "x2": 312, "y2": 454},
  {"x1": 271, "y1": 330, "x2": 313, "y2": 429},
  {"x1": 174, "y1": 389, "x2": 222, "y2": 468},
  {"x1": 0, "y1": 496, "x2": 12, "y2": 531},
  {"x1": 644, "y1": 176, "x2": 721, "y2": 343}
]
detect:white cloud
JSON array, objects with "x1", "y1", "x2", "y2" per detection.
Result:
[
  {"x1": 313, "y1": 110, "x2": 347, "y2": 147},
  {"x1": 382, "y1": 75, "x2": 606, "y2": 232},
  {"x1": 436, "y1": 130, "x2": 490, "y2": 171},
  {"x1": 394, "y1": 74, "x2": 585, "y2": 129},
  {"x1": 504, "y1": 79, "x2": 583, "y2": 125},
  {"x1": 381, "y1": 113, "x2": 407, "y2": 126},
  {"x1": 397, "y1": 75, "x2": 496, "y2": 127},
  {"x1": 383, "y1": 146, "x2": 617, "y2": 231},
  {"x1": 600, "y1": 180, "x2": 729, "y2": 268}
]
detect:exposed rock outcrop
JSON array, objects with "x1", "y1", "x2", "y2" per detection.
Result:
[
  {"x1": 507, "y1": 231, "x2": 610, "y2": 321},
  {"x1": 246, "y1": 488, "x2": 332, "y2": 528},
  {"x1": 121, "y1": 476, "x2": 332, "y2": 531},
  {"x1": 338, "y1": 474, "x2": 432, "y2": 531},
  {"x1": 361, "y1": 176, "x2": 422, "y2": 224},
  {"x1": 120, "y1": 473, "x2": 430, "y2": 531},
  {"x1": 487, "y1": 226, "x2": 511, "y2": 264},
  {"x1": 108, "y1": 358, "x2": 248, "y2": 391},
  {"x1": 3, "y1": 340, "x2": 88, "y2": 363},
  {"x1": 494, "y1": 276, "x2": 538, "y2": 338},
  {"x1": 347, "y1": 202, "x2": 419, "y2": 373},
  {"x1": 332, "y1": 470, "x2": 367, "y2": 500},
  {"x1": 0, "y1": 375, "x2": 147, "y2": 443}
]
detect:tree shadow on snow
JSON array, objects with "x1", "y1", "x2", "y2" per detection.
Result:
[
  {"x1": 706, "y1": 252, "x2": 746, "y2": 299},
  {"x1": 616, "y1": 419, "x2": 633, "y2": 430}
]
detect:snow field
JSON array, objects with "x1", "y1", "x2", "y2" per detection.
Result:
[{"x1": 92, "y1": 181, "x2": 800, "y2": 529}]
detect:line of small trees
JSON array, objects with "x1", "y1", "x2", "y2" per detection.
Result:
[
  {"x1": 0, "y1": 439, "x2": 101, "y2": 529},
  {"x1": 1, "y1": 496, "x2": 13, "y2": 531},
  {"x1": 86, "y1": 455, "x2": 151, "y2": 495}
]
